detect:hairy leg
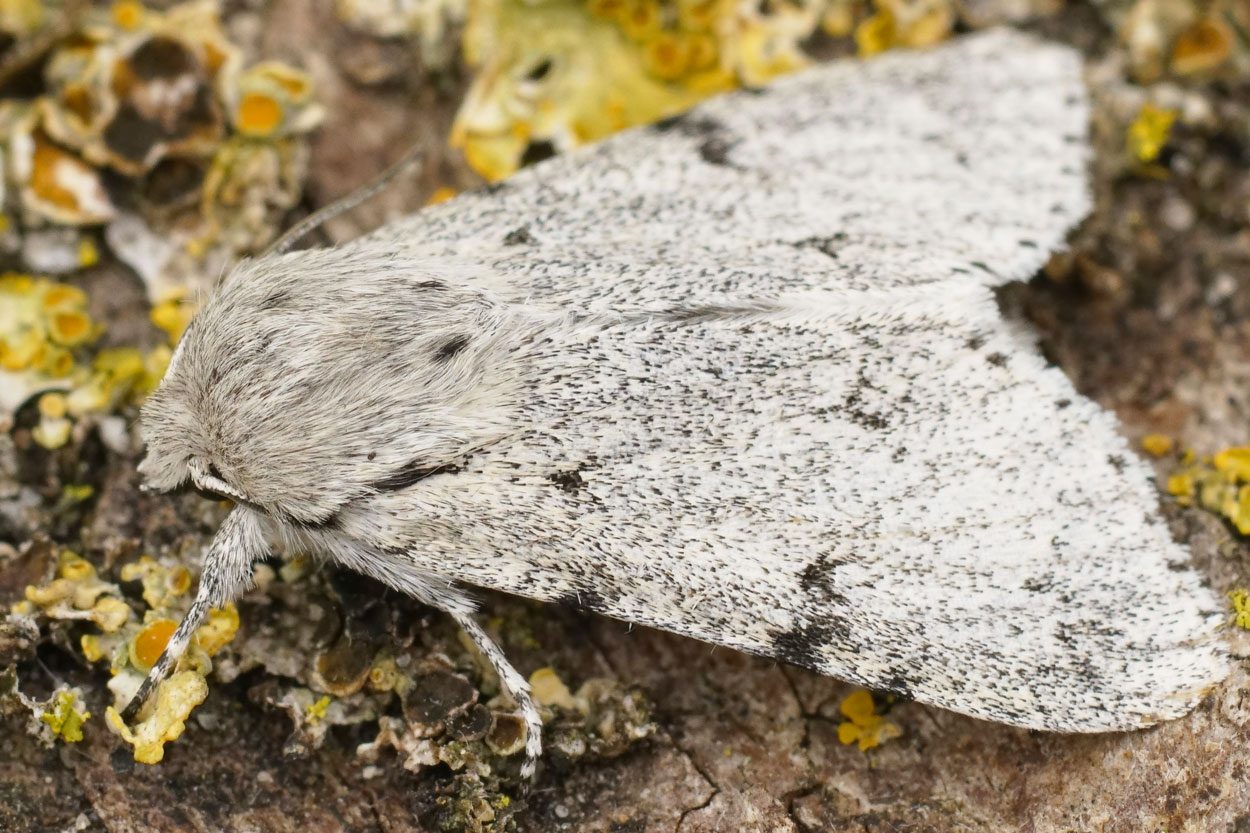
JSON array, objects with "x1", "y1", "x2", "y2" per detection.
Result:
[
  {"x1": 121, "y1": 507, "x2": 266, "y2": 722},
  {"x1": 324, "y1": 539, "x2": 544, "y2": 778}
]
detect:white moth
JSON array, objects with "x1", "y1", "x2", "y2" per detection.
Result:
[{"x1": 125, "y1": 30, "x2": 1228, "y2": 777}]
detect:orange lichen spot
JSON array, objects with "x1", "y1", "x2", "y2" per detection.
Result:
[
  {"x1": 235, "y1": 93, "x2": 284, "y2": 137},
  {"x1": 48, "y1": 310, "x2": 93, "y2": 346},
  {"x1": 112, "y1": 0, "x2": 146, "y2": 31},
  {"x1": 1127, "y1": 103, "x2": 1176, "y2": 165},
  {"x1": 426, "y1": 186, "x2": 458, "y2": 205},
  {"x1": 130, "y1": 618, "x2": 178, "y2": 670},
  {"x1": 836, "y1": 689, "x2": 900, "y2": 751},
  {"x1": 1213, "y1": 447, "x2": 1250, "y2": 482},
  {"x1": 31, "y1": 138, "x2": 85, "y2": 211},
  {"x1": 644, "y1": 33, "x2": 691, "y2": 80},
  {"x1": 1141, "y1": 433, "x2": 1175, "y2": 458},
  {"x1": 1171, "y1": 17, "x2": 1232, "y2": 76}
]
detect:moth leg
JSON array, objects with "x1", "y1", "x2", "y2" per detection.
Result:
[
  {"x1": 444, "y1": 603, "x2": 543, "y2": 780},
  {"x1": 326, "y1": 545, "x2": 543, "y2": 778},
  {"x1": 121, "y1": 508, "x2": 265, "y2": 722}
]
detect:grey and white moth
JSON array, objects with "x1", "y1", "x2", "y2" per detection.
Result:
[{"x1": 124, "y1": 29, "x2": 1229, "y2": 777}]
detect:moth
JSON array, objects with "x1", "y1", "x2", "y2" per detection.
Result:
[{"x1": 124, "y1": 30, "x2": 1228, "y2": 777}]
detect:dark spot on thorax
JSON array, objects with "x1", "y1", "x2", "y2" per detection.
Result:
[{"x1": 435, "y1": 335, "x2": 470, "y2": 361}]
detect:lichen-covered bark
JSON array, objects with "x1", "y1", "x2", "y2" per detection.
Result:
[{"x1": 2, "y1": 1, "x2": 1249, "y2": 831}]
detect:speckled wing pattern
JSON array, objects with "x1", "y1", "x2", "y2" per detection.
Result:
[{"x1": 360, "y1": 31, "x2": 1227, "y2": 730}]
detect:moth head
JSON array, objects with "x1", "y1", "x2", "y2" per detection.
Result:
[{"x1": 136, "y1": 323, "x2": 251, "y2": 505}]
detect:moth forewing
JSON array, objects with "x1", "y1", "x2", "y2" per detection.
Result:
[{"x1": 124, "y1": 29, "x2": 1228, "y2": 778}]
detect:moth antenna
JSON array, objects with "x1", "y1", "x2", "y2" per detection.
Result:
[
  {"x1": 263, "y1": 142, "x2": 426, "y2": 258},
  {"x1": 120, "y1": 509, "x2": 263, "y2": 724},
  {"x1": 119, "y1": 587, "x2": 212, "y2": 723}
]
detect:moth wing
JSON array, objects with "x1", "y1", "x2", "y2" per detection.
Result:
[{"x1": 342, "y1": 31, "x2": 1226, "y2": 729}]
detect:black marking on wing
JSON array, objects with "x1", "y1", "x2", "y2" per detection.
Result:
[
  {"x1": 799, "y1": 555, "x2": 849, "y2": 605},
  {"x1": 649, "y1": 113, "x2": 740, "y2": 167},
  {"x1": 371, "y1": 462, "x2": 461, "y2": 492},
  {"x1": 553, "y1": 587, "x2": 605, "y2": 612},
  {"x1": 795, "y1": 234, "x2": 849, "y2": 260},
  {"x1": 548, "y1": 470, "x2": 586, "y2": 493},
  {"x1": 771, "y1": 622, "x2": 850, "y2": 670},
  {"x1": 503, "y1": 226, "x2": 535, "y2": 246}
]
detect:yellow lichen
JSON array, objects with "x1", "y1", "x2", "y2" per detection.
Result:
[
  {"x1": 120, "y1": 555, "x2": 193, "y2": 610},
  {"x1": 368, "y1": 656, "x2": 407, "y2": 692},
  {"x1": 836, "y1": 689, "x2": 900, "y2": 751},
  {"x1": 1166, "y1": 447, "x2": 1250, "y2": 535},
  {"x1": 855, "y1": 0, "x2": 952, "y2": 58},
  {"x1": 150, "y1": 294, "x2": 195, "y2": 345},
  {"x1": 229, "y1": 62, "x2": 323, "y2": 139},
  {"x1": 306, "y1": 695, "x2": 332, "y2": 723},
  {"x1": 1230, "y1": 589, "x2": 1250, "y2": 630},
  {"x1": 80, "y1": 634, "x2": 106, "y2": 662},
  {"x1": 24, "y1": 550, "x2": 126, "y2": 624},
  {"x1": 106, "y1": 671, "x2": 209, "y2": 764},
  {"x1": 530, "y1": 666, "x2": 578, "y2": 710},
  {"x1": 40, "y1": 689, "x2": 91, "y2": 743},
  {"x1": 111, "y1": 0, "x2": 146, "y2": 30},
  {"x1": 1127, "y1": 103, "x2": 1176, "y2": 165},
  {"x1": 1141, "y1": 433, "x2": 1175, "y2": 458},
  {"x1": 454, "y1": 0, "x2": 863, "y2": 180},
  {"x1": 193, "y1": 605, "x2": 239, "y2": 656},
  {"x1": 129, "y1": 618, "x2": 179, "y2": 671},
  {"x1": 426, "y1": 186, "x2": 459, "y2": 205},
  {"x1": 76, "y1": 237, "x2": 100, "y2": 268},
  {"x1": 1170, "y1": 16, "x2": 1233, "y2": 76},
  {"x1": 1213, "y1": 447, "x2": 1250, "y2": 481}
]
